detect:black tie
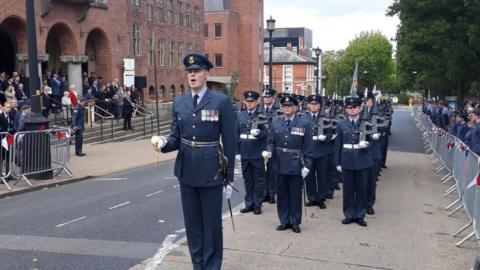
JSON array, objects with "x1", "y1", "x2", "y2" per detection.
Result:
[
  {"x1": 193, "y1": 94, "x2": 199, "y2": 109},
  {"x1": 286, "y1": 119, "x2": 291, "y2": 127},
  {"x1": 249, "y1": 111, "x2": 253, "y2": 118},
  {"x1": 351, "y1": 120, "x2": 355, "y2": 127},
  {"x1": 266, "y1": 107, "x2": 270, "y2": 114},
  {"x1": 313, "y1": 115, "x2": 317, "y2": 123}
]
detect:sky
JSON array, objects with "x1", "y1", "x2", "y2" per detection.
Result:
[{"x1": 264, "y1": 0, "x2": 400, "y2": 51}]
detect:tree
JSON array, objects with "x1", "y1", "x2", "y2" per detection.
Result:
[
  {"x1": 337, "y1": 31, "x2": 396, "y2": 94},
  {"x1": 388, "y1": 0, "x2": 480, "y2": 103}
]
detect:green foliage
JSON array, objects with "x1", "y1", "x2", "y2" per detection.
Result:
[
  {"x1": 388, "y1": 0, "x2": 480, "y2": 104},
  {"x1": 225, "y1": 71, "x2": 239, "y2": 100}
]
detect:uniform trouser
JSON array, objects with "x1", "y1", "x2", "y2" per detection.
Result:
[
  {"x1": 75, "y1": 130, "x2": 83, "y2": 155},
  {"x1": 277, "y1": 173, "x2": 302, "y2": 226},
  {"x1": 306, "y1": 156, "x2": 329, "y2": 203},
  {"x1": 381, "y1": 135, "x2": 389, "y2": 166},
  {"x1": 264, "y1": 158, "x2": 277, "y2": 199},
  {"x1": 326, "y1": 153, "x2": 337, "y2": 196},
  {"x1": 342, "y1": 168, "x2": 368, "y2": 220},
  {"x1": 366, "y1": 161, "x2": 379, "y2": 209},
  {"x1": 180, "y1": 184, "x2": 223, "y2": 270},
  {"x1": 241, "y1": 158, "x2": 266, "y2": 209},
  {"x1": 123, "y1": 114, "x2": 132, "y2": 129}
]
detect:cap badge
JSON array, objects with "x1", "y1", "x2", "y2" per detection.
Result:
[{"x1": 188, "y1": 56, "x2": 195, "y2": 64}]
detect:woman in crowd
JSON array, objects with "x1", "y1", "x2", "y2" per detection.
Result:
[
  {"x1": 5, "y1": 85, "x2": 15, "y2": 102},
  {"x1": 61, "y1": 91, "x2": 73, "y2": 126}
]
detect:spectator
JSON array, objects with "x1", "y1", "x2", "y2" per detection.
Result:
[
  {"x1": 4, "y1": 85, "x2": 16, "y2": 102},
  {"x1": 41, "y1": 84, "x2": 54, "y2": 117},
  {"x1": 122, "y1": 90, "x2": 134, "y2": 130},
  {"x1": 51, "y1": 72, "x2": 62, "y2": 103},
  {"x1": 68, "y1": 85, "x2": 78, "y2": 107},
  {"x1": 84, "y1": 88, "x2": 95, "y2": 101},
  {"x1": 61, "y1": 91, "x2": 72, "y2": 126},
  {"x1": 82, "y1": 77, "x2": 90, "y2": 96},
  {"x1": 15, "y1": 83, "x2": 28, "y2": 106},
  {"x1": 114, "y1": 86, "x2": 125, "y2": 120},
  {"x1": 90, "y1": 77, "x2": 100, "y2": 98},
  {"x1": 17, "y1": 104, "x2": 31, "y2": 132}
]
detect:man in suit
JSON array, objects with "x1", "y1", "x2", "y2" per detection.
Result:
[
  {"x1": 258, "y1": 88, "x2": 278, "y2": 203},
  {"x1": 236, "y1": 90, "x2": 268, "y2": 215},
  {"x1": 264, "y1": 95, "x2": 313, "y2": 233},
  {"x1": 157, "y1": 53, "x2": 236, "y2": 270},
  {"x1": 72, "y1": 99, "x2": 86, "y2": 157},
  {"x1": 122, "y1": 91, "x2": 134, "y2": 130},
  {"x1": 334, "y1": 96, "x2": 373, "y2": 227},
  {"x1": 50, "y1": 72, "x2": 62, "y2": 103},
  {"x1": 303, "y1": 94, "x2": 330, "y2": 209}
]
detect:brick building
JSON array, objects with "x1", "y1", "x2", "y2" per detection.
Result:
[
  {"x1": 264, "y1": 27, "x2": 313, "y2": 57},
  {"x1": 204, "y1": 0, "x2": 264, "y2": 98},
  {"x1": 263, "y1": 45, "x2": 316, "y2": 96},
  {"x1": 0, "y1": 0, "x2": 204, "y2": 101}
]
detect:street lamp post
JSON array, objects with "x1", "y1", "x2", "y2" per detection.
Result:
[
  {"x1": 26, "y1": 0, "x2": 40, "y2": 97},
  {"x1": 314, "y1": 47, "x2": 322, "y2": 95},
  {"x1": 412, "y1": 71, "x2": 417, "y2": 92},
  {"x1": 266, "y1": 16, "x2": 276, "y2": 90}
]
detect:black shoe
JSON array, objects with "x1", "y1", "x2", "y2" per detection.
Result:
[
  {"x1": 276, "y1": 224, "x2": 292, "y2": 231},
  {"x1": 342, "y1": 218, "x2": 354, "y2": 225},
  {"x1": 335, "y1": 184, "x2": 341, "y2": 191},
  {"x1": 240, "y1": 207, "x2": 253, "y2": 213},
  {"x1": 318, "y1": 201, "x2": 326, "y2": 209},
  {"x1": 268, "y1": 197, "x2": 276, "y2": 204},
  {"x1": 291, "y1": 225, "x2": 301, "y2": 233},
  {"x1": 326, "y1": 194, "x2": 334, "y2": 200},
  {"x1": 381, "y1": 165, "x2": 388, "y2": 169},
  {"x1": 123, "y1": 128, "x2": 127, "y2": 130},
  {"x1": 76, "y1": 153, "x2": 86, "y2": 157},
  {"x1": 367, "y1": 208, "x2": 375, "y2": 215},
  {"x1": 262, "y1": 197, "x2": 269, "y2": 203},
  {"x1": 305, "y1": 201, "x2": 317, "y2": 207},
  {"x1": 355, "y1": 218, "x2": 367, "y2": 227},
  {"x1": 253, "y1": 208, "x2": 262, "y2": 215}
]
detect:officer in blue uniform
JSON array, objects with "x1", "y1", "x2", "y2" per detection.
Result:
[
  {"x1": 72, "y1": 98, "x2": 86, "y2": 156},
  {"x1": 324, "y1": 99, "x2": 339, "y2": 198},
  {"x1": 258, "y1": 88, "x2": 278, "y2": 203},
  {"x1": 236, "y1": 90, "x2": 268, "y2": 214},
  {"x1": 335, "y1": 96, "x2": 373, "y2": 227},
  {"x1": 264, "y1": 95, "x2": 313, "y2": 233},
  {"x1": 158, "y1": 53, "x2": 236, "y2": 270},
  {"x1": 303, "y1": 94, "x2": 330, "y2": 209}
]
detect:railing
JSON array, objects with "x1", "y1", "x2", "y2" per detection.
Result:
[
  {"x1": 132, "y1": 102, "x2": 154, "y2": 136},
  {"x1": 84, "y1": 104, "x2": 114, "y2": 140},
  {"x1": 0, "y1": 127, "x2": 72, "y2": 191},
  {"x1": 413, "y1": 107, "x2": 480, "y2": 251}
]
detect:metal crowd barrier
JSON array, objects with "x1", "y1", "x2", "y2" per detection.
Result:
[
  {"x1": 413, "y1": 107, "x2": 480, "y2": 250},
  {"x1": 0, "y1": 128, "x2": 72, "y2": 191}
]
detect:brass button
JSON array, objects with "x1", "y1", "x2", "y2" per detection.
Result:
[
  {"x1": 284, "y1": 142, "x2": 288, "y2": 145},
  {"x1": 285, "y1": 136, "x2": 288, "y2": 138},
  {"x1": 193, "y1": 113, "x2": 196, "y2": 117},
  {"x1": 192, "y1": 125, "x2": 196, "y2": 129},
  {"x1": 193, "y1": 136, "x2": 196, "y2": 140},
  {"x1": 191, "y1": 141, "x2": 196, "y2": 148}
]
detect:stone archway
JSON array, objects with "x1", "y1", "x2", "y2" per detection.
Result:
[
  {"x1": 170, "y1": 85, "x2": 176, "y2": 100},
  {"x1": 180, "y1": 84, "x2": 185, "y2": 95},
  {"x1": 160, "y1": 85, "x2": 166, "y2": 101},
  {"x1": 45, "y1": 22, "x2": 78, "y2": 74},
  {"x1": 0, "y1": 16, "x2": 26, "y2": 75},
  {"x1": 85, "y1": 28, "x2": 111, "y2": 82}
]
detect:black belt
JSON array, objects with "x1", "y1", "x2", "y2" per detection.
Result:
[
  {"x1": 181, "y1": 138, "x2": 219, "y2": 148},
  {"x1": 276, "y1": 147, "x2": 301, "y2": 154}
]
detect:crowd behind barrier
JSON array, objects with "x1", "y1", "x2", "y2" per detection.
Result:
[
  {"x1": 413, "y1": 106, "x2": 480, "y2": 250},
  {"x1": 0, "y1": 127, "x2": 72, "y2": 191}
]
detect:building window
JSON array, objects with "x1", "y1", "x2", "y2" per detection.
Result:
[
  {"x1": 147, "y1": 0, "x2": 153, "y2": 21},
  {"x1": 187, "y1": 43, "x2": 192, "y2": 53},
  {"x1": 133, "y1": 24, "x2": 141, "y2": 56},
  {"x1": 204, "y1": 24, "x2": 208, "y2": 37},
  {"x1": 214, "y1": 23, "x2": 222, "y2": 38},
  {"x1": 215, "y1": 54, "x2": 223, "y2": 68},
  {"x1": 185, "y1": 4, "x2": 191, "y2": 30},
  {"x1": 178, "y1": 43, "x2": 183, "y2": 66},
  {"x1": 194, "y1": 7, "x2": 200, "y2": 32},
  {"x1": 167, "y1": 0, "x2": 174, "y2": 25},
  {"x1": 149, "y1": 37, "x2": 154, "y2": 66},
  {"x1": 159, "y1": 39, "x2": 165, "y2": 67},
  {"x1": 284, "y1": 65, "x2": 293, "y2": 81},
  {"x1": 157, "y1": 0, "x2": 164, "y2": 23},
  {"x1": 178, "y1": 1, "x2": 184, "y2": 28},
  {"x1": 194, "y1": 43, "x2": 200, "y2": 52},
  {"x1": 132, "y1": 0, "x2": 140, "y2": 7},
  {"x1": 169, "y1": 41, "x2": 175, "y2": 67}
]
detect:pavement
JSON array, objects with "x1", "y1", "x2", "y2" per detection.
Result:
[{"x1": 0, "y1": 109, "x2": 477, "y2": 270}]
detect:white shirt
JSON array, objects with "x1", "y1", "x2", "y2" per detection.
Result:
[
  {"x1": 191, "y1": 86, "x2": 207, "y2": 105},
  {"x1": 348, "y1": 116, "x2": 360, "y2": 125}
]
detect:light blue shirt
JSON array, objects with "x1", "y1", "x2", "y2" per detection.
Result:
[{"x1": 191, "y1": 86, "x2": 207, "y2": 104}]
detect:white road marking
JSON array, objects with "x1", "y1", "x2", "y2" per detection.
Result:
[
  {"x1": 94, "y1": 177, "x2": 127, "y2": 181},
  {"x1": 144, "y1": 234, "x2": 179, "y2": 270},
  {"x1": 145, "y1": 190, "x2": 163, "y2": 197},
  {"x1": 163, "y1": 176, "x2": 176, "y2": 180},
  {"x1": 158, "y1": 220, "x2": 165, "y2": 223},
  {"x1": 172, "y1": 184, "x2": 180, "y2": 188},
  {"x1": 108, "y1": 201, "x2": 130, "y2": 210},
  {"x1": 174, "y1": 228, "x2": 186, "y2": 234},
  {"x1": 55, "y1": 216, "x2": 87, "y2": 228}
]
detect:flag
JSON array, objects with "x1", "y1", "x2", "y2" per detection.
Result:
[
  {"x1": 39, "y1": 124, "x2": 45, "y2": 132},
  {"x1": 2, "y1": 134, "x2": 14, "y2": 150},
  {"x1": 57, "y1": 131, "x2": 64, "y2": 140},
  {"x1": 350, "y1": 61, "x2": 359, "y2": 95}
]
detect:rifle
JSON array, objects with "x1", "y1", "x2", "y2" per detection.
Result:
[{"x1": 313, "y1": 100, "x2": 332, "y2": 140}]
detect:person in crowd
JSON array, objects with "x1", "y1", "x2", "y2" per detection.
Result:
[
  {"x1": 122, "y1": 90, "x2": 134, "y2": 130},
  {"x1": 84, "y1": 88, "x2": 95, "y2": 101},
  {"x1": 17, "y1": 104, "x2": 31, "y2": 132},
  {"x1": 61, "y1": 91, "x2": 73, "y2": 126},
  {"x1": 114, "y1": 86, "x2": 125, "y2": 120},
  {"x1": 51, "y1": 72, "x2": 62, "y2": 103},
  {"x1": 14, "y1": 83, "x2": 27, "y2": 104},
  {"x1": 4, "y1": 85, "x2": 15, "y2": 102},
  {"x1": 82, "y1": 77, "x2": 91, "y2": 96},
  {"x1": 41, "y1": 84, "x2": 54, "y2": 118},
  {"x1": 68, "y1": 85, "x2": 79, "y2": 107}
]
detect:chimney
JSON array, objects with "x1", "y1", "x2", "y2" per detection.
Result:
[{"x1": 286, "y1": 42, "x2": 293, "y2": 52}]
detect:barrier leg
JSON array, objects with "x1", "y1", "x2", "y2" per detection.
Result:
[
  {"x1": 1, "y1": 176, "x2": 11, "y2": 191},
  {"x1": 435, "y1": 165, "x2": 445, "y2": 173},
  {"x1": 446, "y1": 198, "x2": 461, "y2": 210},
  {"x1": 444, "y1": 185, "x2": 457, "y2": 197},
  {"x1": 432, "y1": 158, "x2": 441, "y2": 164},
  {"x1": 442, "y1": 174, "x2": 454, "y2": 184},
  {"x1": 428, "y1": 153, "x2": 436, "y2": 159},
  {"x1": 455, "y1": 231, "x2": 476, "y2": 247},
  {"x1": 13, "y1": 175, "x2": 32, "y2": 187},
  {"x1": 453, "y1": 221, "x2": 472, "y2": 237},
  {"x1": 441, "y1": 172, "x2": 451, "y2": 181},
  {"x1": 448, "y1": 204, "x2": 464, "y2": 217}
]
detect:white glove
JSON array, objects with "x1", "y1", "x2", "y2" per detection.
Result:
[
  {"x1": 223, "y1": 184, "x2": 233, "y2": 200},
  {"x1": 301, "y1": 167, "x2": 310, "y2": 178},
  {"x1": 250, "y1": 129, "x2": 260, "y2": 136},
  {"x1": 235, "y1": 154, "x2": 241, "y2": 161},
  {"x1": 331, "y1": 134, "x2": 337, "y2": 140},
  {"x1": 262, "y1": 151, "x2": 272, "y2": 159},
  {"x1": 158, "y1": 136, "x2": 168, "y2": 149},
  {"x1": 318, "y1": 134, "x2": 327, "y2": 141},
  {"x1": 358, "y1": 140, "x2": 369, "y2": 148},
  {"x1": 372, "y1": 133, "x2": 380, "y2": 141},
  {"x1": 336, "y1": 166, "x2": 342, "y2": 173}
]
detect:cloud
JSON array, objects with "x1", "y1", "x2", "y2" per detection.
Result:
[{"x1": 264, "y1": 0, "x2": 399, "y2": 51}]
